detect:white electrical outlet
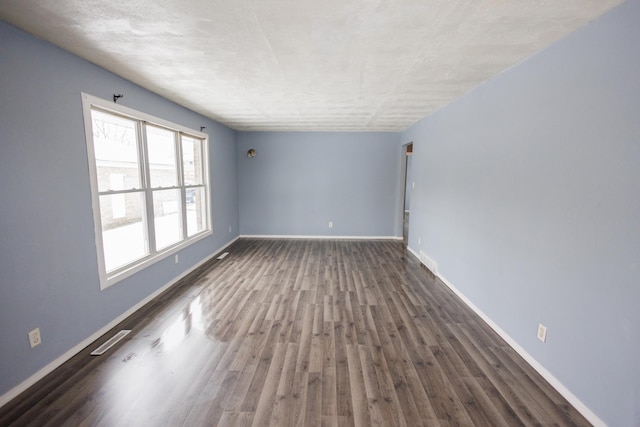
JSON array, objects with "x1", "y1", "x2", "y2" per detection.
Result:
[
  {"x1": 537, "y1": 323, "x2": 547, "y2": 343},
  {"x1": 28, "y1": 328, "x2": 42, "y2": 348},
  {"x1": 174, "y1": 254, "x2": 179, "y2": 264},
  {"x1": 412, "y1": 181, "x2": 415, "y2": 190},
  {"x1": 328, "y1": 221, "x2": 333, "y2": 229},
  {"x1": 418, "y1": 237, "x2": 421, "y2": 245},
  {"x1": 229, "y1": 226, "x2": 232, "y2": 233}
]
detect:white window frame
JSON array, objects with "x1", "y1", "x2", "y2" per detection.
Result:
[{"x1": 81, "y1": 93, "x2": 212, "y2": 290}]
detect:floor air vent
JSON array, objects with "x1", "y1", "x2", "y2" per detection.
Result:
[
  {"x1": 419, "y1": 251, "x2": 439, "y2": 274},
  {"x1": 90, "y1": 330, "x2": 131, "y2": 356},
  {"x1": 217, "y1": 252, "x2": 229, "y2": 260}
]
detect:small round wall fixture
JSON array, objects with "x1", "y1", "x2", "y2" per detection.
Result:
[{"x1": 247, "y1": 149, "x2": 257, "y2": 158}]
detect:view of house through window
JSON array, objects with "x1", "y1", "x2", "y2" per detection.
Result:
[{"x1": 83, "y1": 94, "x2": 210, "y2": 288}]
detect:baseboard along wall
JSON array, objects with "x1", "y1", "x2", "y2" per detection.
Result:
[
  {"x1": 406, "y1": 246, "x2": 606, "y2": 427},
  {"x1": 0, "y1": 236, "x2": 240, "y2": 408},
  {"x1": 240, "y1": 234, "x2": 404, "y2": 240}
]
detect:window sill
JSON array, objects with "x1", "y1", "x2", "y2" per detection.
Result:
[{"x1": 100, "y1": 229, "x2": 213, "y2": 290}]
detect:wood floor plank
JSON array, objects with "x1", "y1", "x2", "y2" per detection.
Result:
[
  {"x1": 345, "y1": 344, "x2": 371, "y2": 427},
  {"x1": 358, "y1": 345, "x2": 396, "y2": 427},
  {"x1": 334, "y1": 320, "x2": 354, "y2": 421},
  {"x1": 309, "y1": 304, "x2": 325, "y2": 374},
  {"x1": 305, "y1": 372, "x2": 323, "y2": 427},
  {"x1": 249, "y1": 342, "x2": 288, "y2": 426},
  {"x1": 269, "y1": 343, "x2": 299, "y2": 427},
  {"x1": 217, "y1": 411, "x2": 253, "y2": 427},
  {"x1": 0, "y1": 239, "x2": 592, "y2": 427},
  {"x1": 239, "y1": 322, "x2": 282, "y2": 413},
  {"x1": 447, "y1": 323, "x2": 542, "y2": 426},
  {"x1": 321, "y1": 320, "x2": 338, "y2": 419},
  {"x1": 370, "y1": 304, "x2": 424, "y2": 426},
  {"x1": 362, "y1": 306, "x2": 409, "y2": 427}
]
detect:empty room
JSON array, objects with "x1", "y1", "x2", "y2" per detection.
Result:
[{"x1": 1, "y1": 0, "x2": 639, "y2": 426}]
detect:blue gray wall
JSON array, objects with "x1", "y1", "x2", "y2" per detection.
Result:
[
  {"x1": 237, "y1": 132, "x2": 403, "y2": 238},
  {"x1": 0, "y1": 21, "x2": 239, "y2": 397},
  {"x1": 402, "y1": 1, "x2": 640, "y2": 425}
]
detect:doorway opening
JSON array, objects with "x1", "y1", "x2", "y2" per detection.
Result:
[{"x1": 402, "y1": 143, "x2": 413, "y2": 245}]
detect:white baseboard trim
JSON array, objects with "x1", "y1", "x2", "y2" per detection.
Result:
[
  {"x1": 240, "y1": 234, "x2": 403, "y2": 241},
  {"x1": 0, "y1": 236, "x2": 240, "y2": 409},
  {"x1": 407, "y1": 246, "x2": 420, "y2": 260},
  {"x1": 406, "y1": 247, "x2": 606, "y2": 427}
]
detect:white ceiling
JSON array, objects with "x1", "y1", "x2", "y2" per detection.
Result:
[{"x1": 0, "y1": 0, "x2": 624, "y2": 131}]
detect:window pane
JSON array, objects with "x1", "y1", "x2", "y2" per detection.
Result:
[
  {"x1": 153, "y1": 189, "x2": 182, "y2": 250},
  {"x1": 100, "y1": 192, "x2": 148, "y2": 272},
  {"x1": 92, "y1": 109, "x2": 141, "y2": 192},
  {"x1": 147, "y1": 125, "x2": 178, "y2": 188},
  {"x1": 186, "y1": 186, "x2": 207, "y2": 237},
  {"x1": 182, "y1": 136, "x2": 204, "y2": 185}
]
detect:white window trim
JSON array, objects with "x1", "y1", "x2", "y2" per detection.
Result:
[{"x1": 81, "y1": 92, "x2": 212, "y2": 290}]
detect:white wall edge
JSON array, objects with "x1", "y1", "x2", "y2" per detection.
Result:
[
  {"x1": 406, "y1": 245, "x2": 607, "y2": 427},
  {"x1": 0, "y1": 235, "x2": 240, "y2": 409},
  {"x1": 240, "y1": 234, "x2": 403, "y2": 240}
]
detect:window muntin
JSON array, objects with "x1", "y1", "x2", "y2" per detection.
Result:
[{"x1": 82, "y1": 93, "x2": 211, "y2": 289}]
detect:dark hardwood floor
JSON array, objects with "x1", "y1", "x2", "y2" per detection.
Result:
[{"x1": 0, "y1": 239, "x2": 590, "y2": 426}]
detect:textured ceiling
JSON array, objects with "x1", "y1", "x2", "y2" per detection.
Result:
[{"x1": 0, "y1": 0, "x2": 624, "y2": 131}]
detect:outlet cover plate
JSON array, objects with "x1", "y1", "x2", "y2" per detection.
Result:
[
  {"x1": 537, "y1": 323, "x2": 547, "y2": 343},
  {"x1": 28, "y1": 328, "x2": 42, "y2": 348}
]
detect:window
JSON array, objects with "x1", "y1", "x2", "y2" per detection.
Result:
[{"x1": 82, "y1": 93, "x2": 211, "y2": 289}]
